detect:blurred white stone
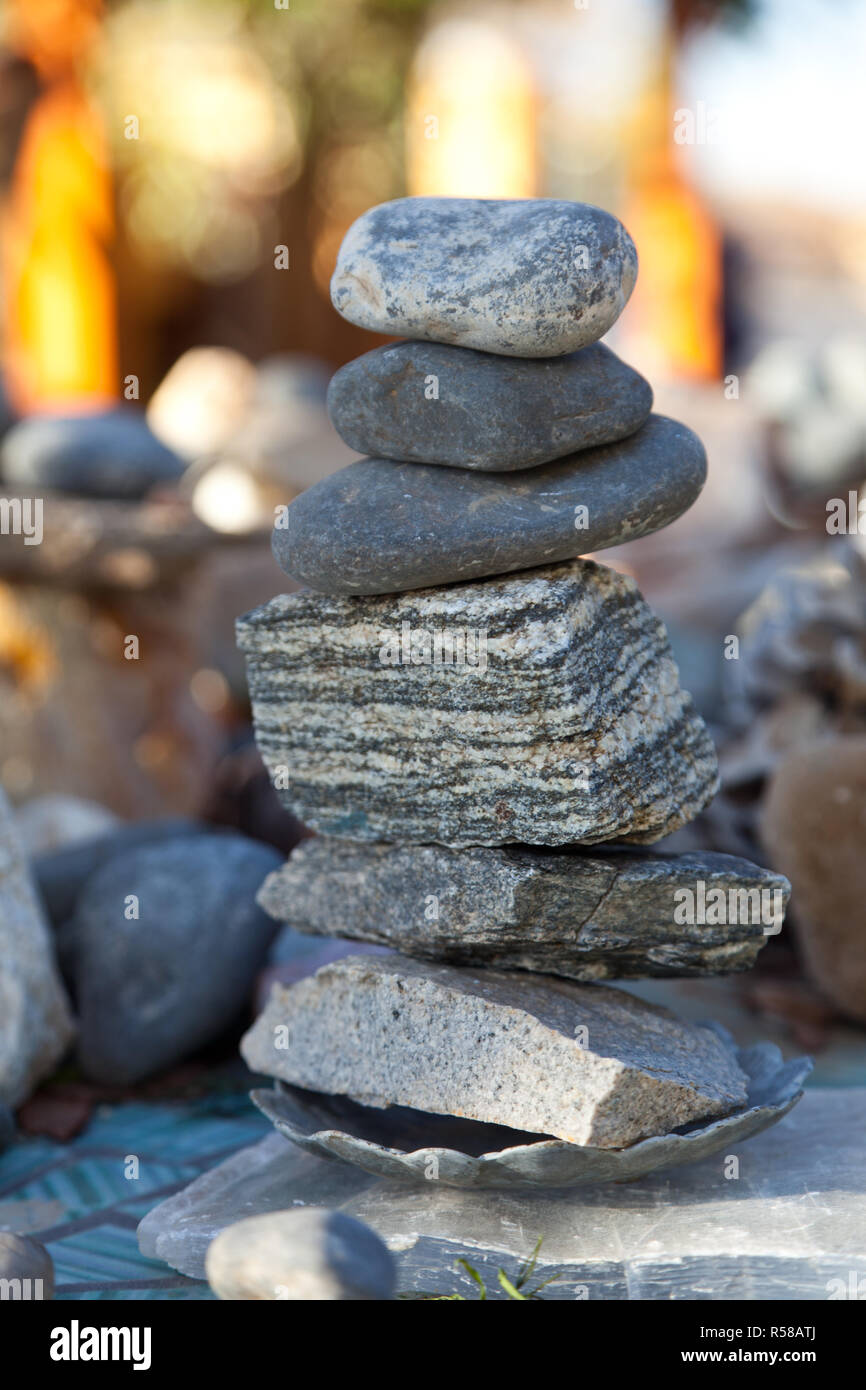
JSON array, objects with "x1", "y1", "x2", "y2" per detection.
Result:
[
  {"x1": 746, "y1": 340, "x2": 815, "y2": 420},
  {"x1": 779, "y1": 405, "x2": 865, "y2": 486},
  {"x1": 14, "y1": 795, "x2": 120, "y2": 856},
  {"x1": 823, "y1": 333, "x2": 866, "y2": 423},
  {"x1": 147, "y1": 347, "x2": 257, "y2": 461},
  {"x1": 191, "y1": 460, "x2": 278, "y2": 534}
]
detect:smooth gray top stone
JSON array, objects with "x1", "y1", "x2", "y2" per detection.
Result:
[
  {"x1": 205, "y1": 1208, "x2": 396, "y2": 1301},
  {"x1": 237, "y1": 558, "x2": 719, "y2": 847},
  {"x1": 68, "y1": 833, "x2": 281, "y2": 1085},
  {"x1": 258, "y1": 841, "x2": 789, "y2": 981},
  {"x1": 326, "y1": 341, "x2": 652, "y2": 471},
  {"x1": 138, "y1": 1091, "x2": 866, "y2": 1298},
  {"x1": 330, "y1": 197, "x2": 638, "y2": 357},
  {"x1": 242, "y1": 953, "x2": 747, "y2": 1148},
  {"x1": 0, "y1": 409, "x2": 184, "y2": 500},
  {"x1": 273, "y1": 414, "x2": 706, "y2": 595},
  {"x1": 0, "y1": 788, "x2": 75, "y2": 1107}
]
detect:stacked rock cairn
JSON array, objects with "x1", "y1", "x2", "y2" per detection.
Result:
[{"x1": 238, "y1": 198, "x2": 790, "y2": 1154}]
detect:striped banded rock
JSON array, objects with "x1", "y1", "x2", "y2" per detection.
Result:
[{"x1": 236, "y1": 558, "x2": 718, "y2": 847}]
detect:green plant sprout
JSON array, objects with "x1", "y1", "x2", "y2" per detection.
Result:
[{"x1": 411, "y1": 1237, "x2": 565, "y2": 1300}]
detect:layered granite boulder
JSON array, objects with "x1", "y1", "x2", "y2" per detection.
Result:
[
  {"x1": 330, "y1": 197, "x2": 638, "y2": 357},
  {"x1": 258, "y1": 841, "x2": 789, "y2": 981},
  {"x1": 236, "y1": 558, "x2": 719, "y2": 847},
  {"x1": 272, "y1": 415, "x2": 706, "y2": 596},
  {"x1": 241, "y1": 954, "x2": 748, "y2": 1148},
  {"x1": 327, "y1": 341, "x2": 652, "y2": 471}
]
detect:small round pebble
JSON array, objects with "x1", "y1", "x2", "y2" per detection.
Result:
[{"x1": 205, "y1": 1208, "x2": 396, "y2": 1301}]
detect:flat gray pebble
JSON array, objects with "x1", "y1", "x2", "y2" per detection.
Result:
[
  {"x1": 327, "y1": 340, "x2": 652, "y2": 470},
  {"x1": 273, "y1": 414, "x2": 706, "y2": 595},
  {"x1": 1, "y1": 409, "x2": 184, "y2": 500}
]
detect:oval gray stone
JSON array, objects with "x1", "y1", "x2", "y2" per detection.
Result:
[
  {"x1": 67, "y1": 833, "x2": 281, "y2": 1085},
  {"x1": 327, "y1": 340, "x2": 653, "y2": 470},
  {"x1": 330, "y1": 197, "x2": 638, "y2": 356},
  {"x1": 273, "y1": 414, "x2": 706, "y2": 595},
  {"x1": 205, "y1": 1208, "x2": 396, "y2": 1301},
  {"x1": 0, "y1": 409, "x2": 184, "y2": 500}
]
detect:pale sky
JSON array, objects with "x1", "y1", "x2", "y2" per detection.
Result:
[{"x1": 680, "y1": 0, "x2": 866, "y2": 211}]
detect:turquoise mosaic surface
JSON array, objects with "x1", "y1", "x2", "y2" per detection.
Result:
[{"x1": 0, "y1": 1088, "x2": 270, "y2": 1300}]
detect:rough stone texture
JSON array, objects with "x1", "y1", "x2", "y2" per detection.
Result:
[
  {"x1": 258, "y1": 841, "x2": 787, "y2": 981},
  {"x1": 251, "y1": 1035, "x2": 810, "y2": 1188},
  {"x1": 237, "y1": 558, "x2": 719, "y2": 847},
  {"x1": 327, "y1": 341, "x2": 652, "y2": 471},
  {"x1": 0, "y1": 788, "x2": 75, "y2": 1107},
  {"x1": 0, "y1": 409, "x2": 184, "y2": 499},
  {"x1": 205, "y1": 1208, "x2": 396, "y2": 1301},
  {"x1": 138, "y1": 1089, "x2": 864, "y2": 1299},
  {"x1": 67, "y1": 833, "x2": 281, "y2": 1084},
  {"x1": 0, "y1": 1233, "x2": 54, "y2": 1299},
  {"x1": 330, "y1": 197, "x2": 638, "y2": 357},
  {"x1": 242, "y1": 954, "x2": 747, "y2": 1147},
  {"x1": 273, "y1": 414, "x2": 706, "y2": 595},
  {"x1": 761, "y1": 736, "x2": 866, "y2": 1022}
]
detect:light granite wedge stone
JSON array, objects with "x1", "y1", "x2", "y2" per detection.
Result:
[
  {"x1": 236, "y1": 558, "x2": 719, "y2": 847},
  {"x1": 257, "y1": 841, "x2": 788, "y2": 980},
  {"x1": 241, "y1": 954, "x2": 748, "y2": 1147},
  {"x1": 251, "y1": 1037, "x2": 810, "y2": 1189},
  {"x1": 330, "y1": 197, "x2": 638, "y2": 357},
  {"x1": 272, "y1": 414, "x2": 706, "y2": 596},
  {"x1": 137, "y1": 1089, "x2": 865, "y2": 1298},
  {"x1": 0, "y1": 788, "x2": 75, "y2": 1107},
  {"x1": 326, "y1": 341, "x2": 652, "y2": 471}
]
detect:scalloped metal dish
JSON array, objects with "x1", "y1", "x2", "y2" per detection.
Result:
[{"x1": 250, "y1": 1025, "x2": 813, "y2": 1189}]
